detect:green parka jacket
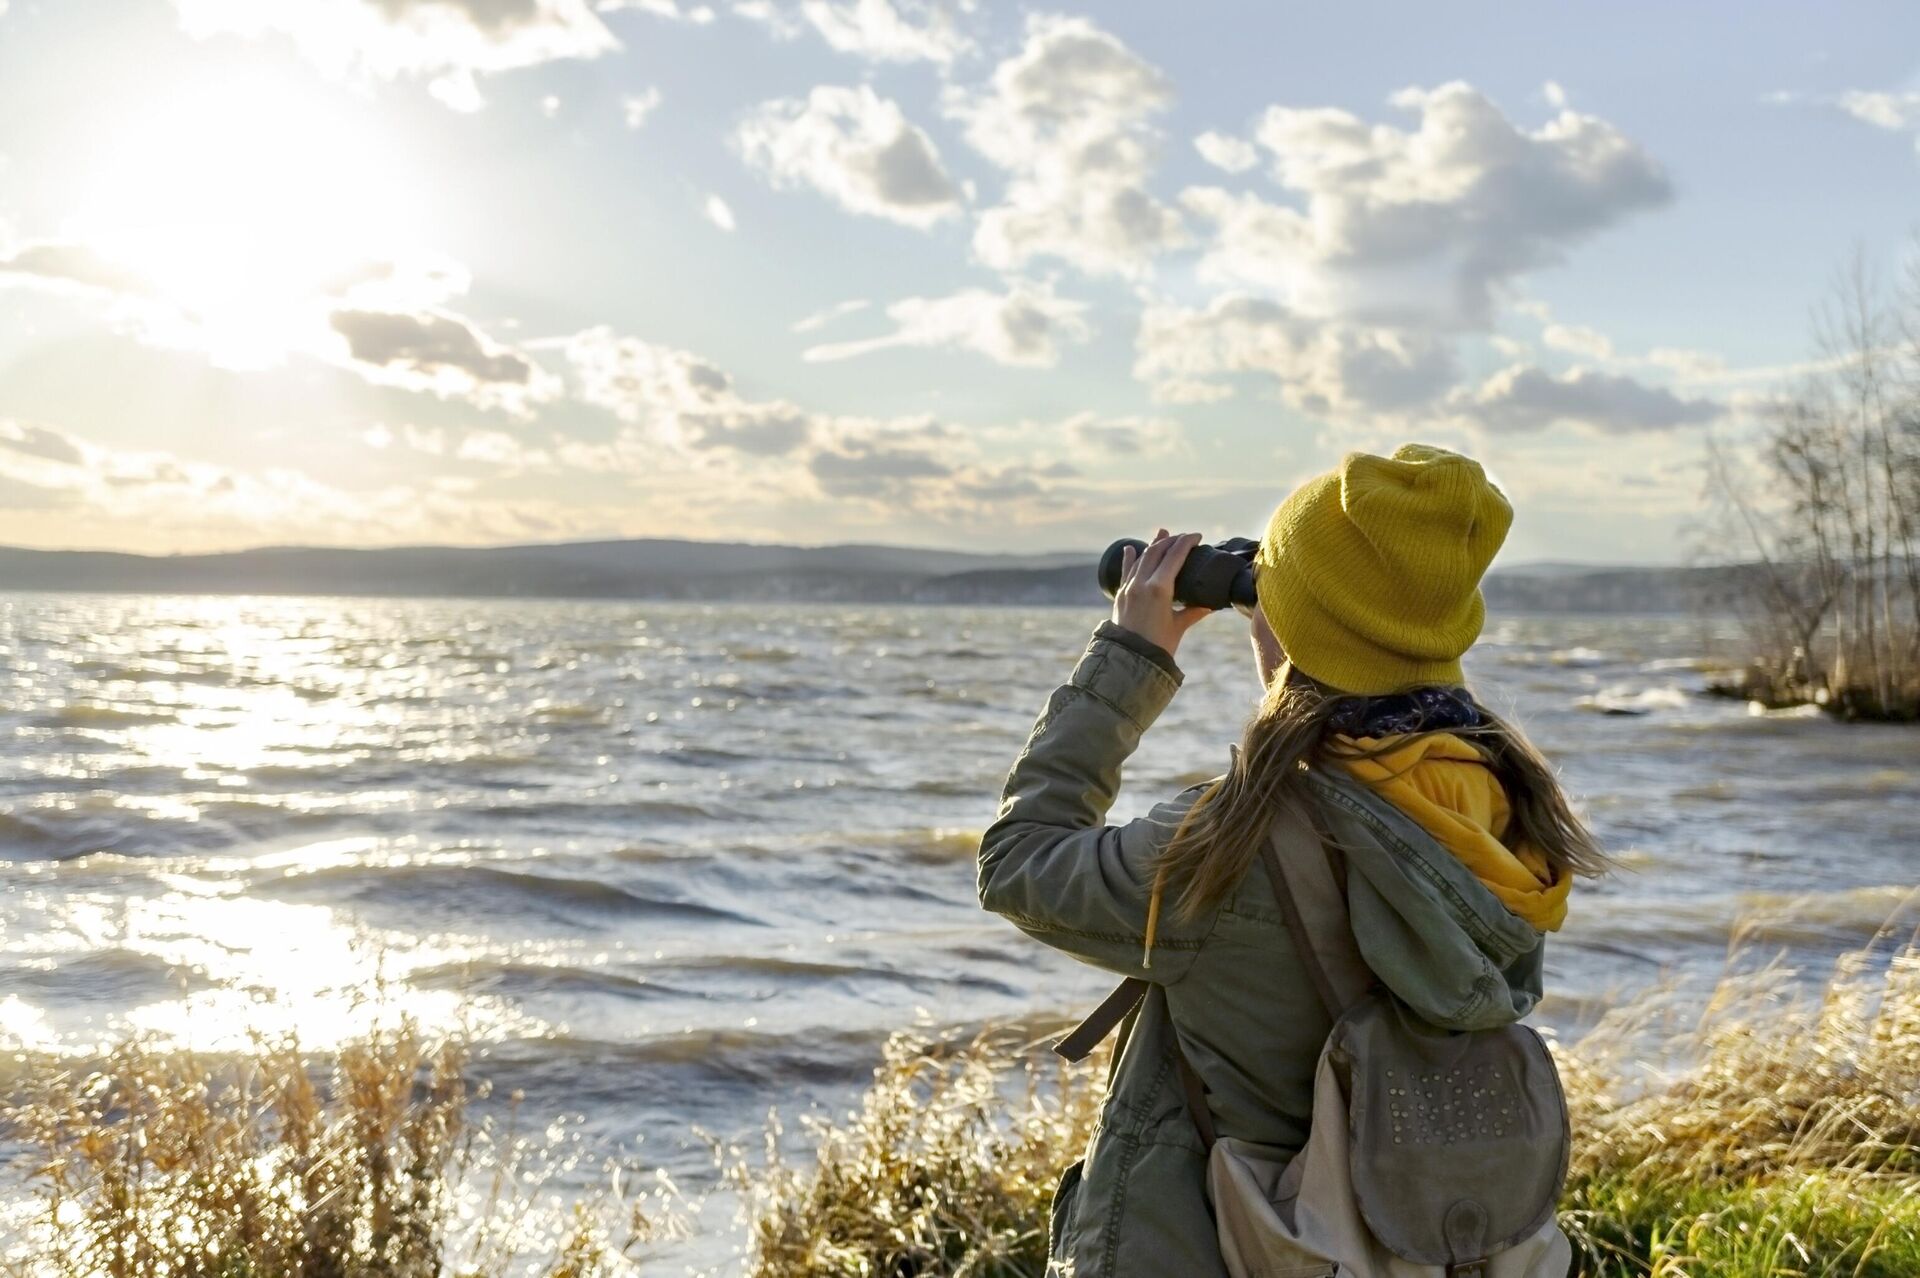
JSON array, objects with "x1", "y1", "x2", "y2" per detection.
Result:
[{"x1": 978, "y1": 622, "x2": 1549, "y2": 1278}]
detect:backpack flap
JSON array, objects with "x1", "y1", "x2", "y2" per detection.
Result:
[{"x1": 1334, "y1": 995, "x2": 1570, "y2": 1267}]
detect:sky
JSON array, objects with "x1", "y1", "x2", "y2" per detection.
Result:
[{"x1": 1, "y1": 1, "x2": 1917, "y2": 562}]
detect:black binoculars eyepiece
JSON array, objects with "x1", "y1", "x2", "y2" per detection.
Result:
[{"x1": 1096, "y1": 537, "x2": 1260, "y2": 613}]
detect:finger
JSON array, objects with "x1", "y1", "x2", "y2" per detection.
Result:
[
  {"x1": 1149, "y1": 532, "x2": 1203, "y2": 589},
  {"x1": 1136, "y1": 532, "x2": 1174, "y2": 582},
  {"x1": 1118, "y1": 543, "x2": 1137, "y2": 588},
  {"x1": 1139, "y1": 532, "x2": 1186, "y2": 593}
]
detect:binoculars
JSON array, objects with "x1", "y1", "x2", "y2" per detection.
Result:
[{"x1": 1097, "y1": 537, "x2": 1260, "y2": 613}]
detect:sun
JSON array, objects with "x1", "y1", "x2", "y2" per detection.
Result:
[{"x1": 71, "y1": 66, "x2": 428, "y2": 368}]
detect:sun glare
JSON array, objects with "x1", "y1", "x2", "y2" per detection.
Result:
[{"x1": 72, "y1": 68, "x2": 427, "y2": 367}]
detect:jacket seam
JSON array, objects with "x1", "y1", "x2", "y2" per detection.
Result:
[
  {"x1": 1456, "y1": 969, "x2": 1500, "y2": 1023},
  {"x1": 1000, "y1": 909, "x2": 1205, "y2": 950},
  {"x1": 1164, "y1": 895, "x2": 1228, "y2": 989},
  {"x1": 1099, "y1": 1040, "x2": 1174, "y2": 1276},
  {"x1": 1069, "y1": 683, "x2": 1148, "y2": 733},
  {"x1": 1085, "y1": 633, "x2": 1182, "y2": 700},
  {"x1": 1071, "y1": 643, "x2": 1178, "y2": 730},
  {"x1": 1092, "y1": 621, "x2": 1184, "y2": 683}
]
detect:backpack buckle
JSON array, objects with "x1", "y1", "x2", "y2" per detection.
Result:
[{"x1": 1446, "y1": 1262, "x2": 1487, "y2": 1278}]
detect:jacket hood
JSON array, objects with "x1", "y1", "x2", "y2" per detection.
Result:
[
  {"x1": 1303, "y1": 767, "x2": 1545, "y2": 1032},
  {"x1": 1334, "y1": 732, "x2": 1569, "y2": 932}
]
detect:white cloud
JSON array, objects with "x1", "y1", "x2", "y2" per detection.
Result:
[
  {"x1": 791, "y1": 298, "x2": 870, "y2": 333},
  {"x1": 367, "y1": 422, "x2": 558, "y2": 471},
  {"x1": 1134, "y1": 293, "x2": 1457, "y2": 414},
  {"x1": 946, "y1": 14, "x2": 1186, "y2": 278},
  {"x1": 802, "y1": 280, "x2": 1090, "y2": 367},
  {"x1": 0, "y1": 421, "x2": 84, "y2": 466},
  {"x1": 0, "y1": 241, "x2": 160, "y2": 299},
  {"x1": 1836, "y1": 89, "x2": 1920, "y2": 132},
  {"x1": 1194, "y1": 130, "x2": 1258, "y2": 174},
  {"x1": 172, "y1": 0, "x2": 617, "y2": 111},
  {"x1": 562, "y1": 326, "x2": 1088, "y2": 517},
  {"x1": 733, "y1": 0, "x2": 975, "y2": 64},
  {"x1": 736, "y1": 85, "x2": 960, "y2": 228},
  {"x1": 1772, "y1": 88, "x2": 1920, "y2": 152},
  {"x1": 601, "y1": 0, "x2": 688, "y2": 16},
  {"x1": 565, "y1": 327, "x2": 813, "y2": 455},
  {"x1": 621, "y1": 87, "x2": 662, "y2": 129},
  {"x1": 1, "y1": 237, "x2": 480, "y2": 372},
  {"x1": 1645, "y1": 346, "x2": 1731, "y2": 382},
  {"x1": 1542, "y1": 80, "x2": 1567, "y2": 109},
  {"x1": 567, "y1": 327, "x2": 735, "y2": 422},
  {"x1": 1509, "y1": 298, "x2": 1751, "y2": 386},
  {"x1": 1059, "y1": 412, "x2": 1182, "y2": 456},
  {"x1": 805, "y1": 426, "x2": 1083, "y2": 520},
  {"x1": 540, "y1": 93, "x2": 562, "y2": 118},
  {"x1": 808, "y1": 433, "x2": 951, "y2": 495},
  {"x1": 1448, "y1": 364, "x2": 1723, "y2": 434},
  {"x1": 1183, "y1": 82, "x2": 1670, "y2": 326},
  {"x1": 0, "y1": 418, "x2": 494, "y2": 546},
  {"x1": 329, "y1": 308, "x2": 559, "y2": 413},
  {"x1": 1541, "y1": 322, "x2": 1615, "y2": 360},
  {"x1": 704, "y1": 194, "x2": 737, "y2": 231}
]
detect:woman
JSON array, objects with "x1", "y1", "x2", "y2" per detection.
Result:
[{"x1": 977, "y1": 443, "x2": 1607, "y2": 1277}]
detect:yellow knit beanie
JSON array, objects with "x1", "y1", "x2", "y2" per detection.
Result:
[{"x1": 1253, "y1": 443, "x2": 1512, "y2": 696}]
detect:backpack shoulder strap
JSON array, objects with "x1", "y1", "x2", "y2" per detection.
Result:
[
  {"x1": 1053, "y1": 976, "x2": 1148, "y2": 1063},
  {"x1": 1055, "y1": 977, "x2": 1222, "y2": 1149},
  {"x1": 1260, "y1": 799, "x2": 1375, "y2": 1020}
]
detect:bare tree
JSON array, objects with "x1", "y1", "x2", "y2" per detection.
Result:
[{"x1": 1704, "y1": 243, "x2": 1920, "y2": 720}]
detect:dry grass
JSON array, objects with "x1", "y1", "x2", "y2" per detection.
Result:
[
  {"x1": 5, "y1": 942, "x2": 1918, "y2": 1277},
  {"x1": 1558, "y1": 942, "x2": 1920, "y2": 1276},
  {"x1": 734, "y1": 941, "x2": 1920, "y2": 1277},
  {"x1": 717, "y1": 1027, "x2": 1105, "y2": 1278},
  {"x1": 0, "y1": 1025, "x2": 688, "y2": 1278}
]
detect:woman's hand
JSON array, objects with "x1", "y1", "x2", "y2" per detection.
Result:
[{"x1": 1112, "y1": 528, "x2": 1214, "y2": 660}]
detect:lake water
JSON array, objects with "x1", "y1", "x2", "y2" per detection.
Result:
[{"x1": 3, "y1": 593, "x2": 1917, "y2": 1270}]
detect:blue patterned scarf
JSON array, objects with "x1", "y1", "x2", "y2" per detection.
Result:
[{"x1": 1326, "y1": 686, "x2": 1483, "y2": 738}]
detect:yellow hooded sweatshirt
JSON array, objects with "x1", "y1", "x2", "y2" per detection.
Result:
[{"x1": 1336, "y1": 732, "x2": 1569, "y2": 933}]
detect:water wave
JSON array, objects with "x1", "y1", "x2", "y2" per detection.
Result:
[
  {"x1": 6, "y1": 950, "x2": 206, "y2": 1004},
  {"x1": 34, "y1": 703, "x2": 176, "y2": 729},
  {"x1": 1574, "y1": 685, "x2": 1693, "y2": 715},
  {"x1": 1568, "y1": 883, "x2": 1920, "y2": 949},
  {"x1": 474, "y1": 798, "x2": 731, "y2": 824},
  {"x1": 261, "y1": 863, "x2": 764, "y2": 927},
  {"x1": 409, "y1": 959, "x2": 701, "y2": 1002},
  {"x1": 0, "y1": 805, "x2": 266, "y2": 861}
]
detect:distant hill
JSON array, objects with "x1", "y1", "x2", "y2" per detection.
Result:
[{"x1": 0, "y1": 539, "x2": 1732, "y2": 613}]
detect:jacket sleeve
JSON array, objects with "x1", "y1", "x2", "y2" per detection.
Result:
[{"x1": 977, "y1": 621, "x2": 1212, "y2": 983}]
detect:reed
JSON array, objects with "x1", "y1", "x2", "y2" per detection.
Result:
[
  {"x1": 4, "y1": 941, "x2": 1917, "y2": 1276},
  {"x1": 0, "y1": 1024, "x2": 688, "y2": 1278},
  {"x1": 717, "y1": 1026, "x2": 1104, "y2": 1277},
  {"x1": 735, "y1": 940, "x2": 1920, "y2": 1277}
]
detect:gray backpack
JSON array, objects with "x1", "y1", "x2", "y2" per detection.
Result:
[{"x1": 1058, "y1": 802, "x2": 1571, "y2": 1278}]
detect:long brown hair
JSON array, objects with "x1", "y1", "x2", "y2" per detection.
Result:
[{"x1": 1153, "y1": 662, "x2": 1612, "y2": 924}]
